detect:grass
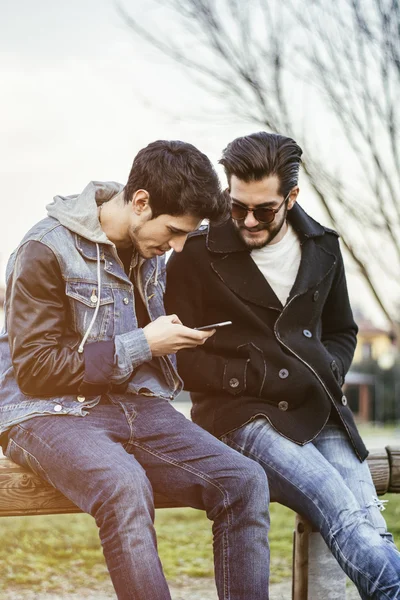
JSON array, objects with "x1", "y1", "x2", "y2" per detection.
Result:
[
  {"x1": 0, "y1": 496, "x2": 399, "y2": 593},
  {"x1": 358, "y1": 422, "x2": 400, "y2": 437}
]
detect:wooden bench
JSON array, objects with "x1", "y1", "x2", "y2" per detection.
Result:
[{"x1": 0, "y1": 446, "x2": 399, "y2": 599}]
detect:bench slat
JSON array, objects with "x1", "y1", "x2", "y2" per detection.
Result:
[
  {"x1": 0, "y1": 446, "x2": 399, "y2": 518},
  {"x1": 0, "y1": 456, "x2": 179, "y2": 516}
]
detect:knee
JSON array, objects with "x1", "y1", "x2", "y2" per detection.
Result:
[
  {"x1": 84, "y1": 464, "x2": 154, "y2": 521},
  {"x1": 226, "y1": 458, "x2": 270, "y2": 506}
]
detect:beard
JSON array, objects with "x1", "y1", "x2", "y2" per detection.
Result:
[{"x1": 234, "y1": 208, "x2": 288, "y2": 250}]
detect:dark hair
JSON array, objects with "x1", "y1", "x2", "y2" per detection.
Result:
[
  {"x1": 124, "y1": 140, "x2": 228, "y2": 222},
  {"x1": 219, "y1": 132, "x2": 303, "y2": 197}
]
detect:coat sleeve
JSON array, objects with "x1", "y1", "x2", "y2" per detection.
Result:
[
  {"x1": 320, "y1": 240, "x2": 358, "y2": 381},
  {"x1": 165, "y1": 249, "x2": 248, "y2": 395},
  {"x1": 6, "y1": 240, "x2": 151, "y2": 397}
]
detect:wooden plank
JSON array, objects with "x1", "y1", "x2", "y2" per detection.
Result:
[
  {"x1": 0, "y1": 456, "x2": 181, "y2": 516},
  {"x1": 366, "y1": 449, "x2": 390, "y2": 495},
  {"x1": 387, "y1": 446, "x2": 400, "y2": 493},
  {"x1": 0, "y1": 447, "x2": 399, "y2": 518},
  {"x1": 292, "y1": 514, "x2": 311, "y2": 600}
]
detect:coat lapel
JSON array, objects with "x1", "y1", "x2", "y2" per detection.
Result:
[
  {"x1": 289, "y1": 238, "x2": 336, "y2": 299},
  {"x1": 207, "y1": 204, "x2": 337, "y2": 309},
  {"x1": 211, "y1": 252, "x2": 283, "y2": 310}
]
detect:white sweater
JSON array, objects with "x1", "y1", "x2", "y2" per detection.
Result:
[{"x1": 250, "y1": 222, "x2": 301, "y2": 306}]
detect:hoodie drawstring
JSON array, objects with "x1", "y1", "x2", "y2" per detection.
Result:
[
  {"x1": 78, "y1": 243, "x2": 102, "y2": 354},
  {"x1": 154, "y1": 256, "x2": 159, "y2": 286}
]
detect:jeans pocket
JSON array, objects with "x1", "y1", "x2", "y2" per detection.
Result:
[{"x1": 5, "y1": 437, "x2": 56, "y2": 488}]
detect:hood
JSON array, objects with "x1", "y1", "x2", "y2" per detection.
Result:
[{"x1": 46, "y1": 181, "x2": 124, "y2": 245}]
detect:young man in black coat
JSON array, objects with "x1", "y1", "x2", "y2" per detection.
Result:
[{"x1": 165, "y1": 132, "x2": 400, "y2": 598}]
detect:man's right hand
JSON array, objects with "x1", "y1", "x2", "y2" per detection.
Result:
[{"x1": 143, "y1": 315, "x2": 215, "y2": 357}]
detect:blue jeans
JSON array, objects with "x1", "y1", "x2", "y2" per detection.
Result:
[
  {"x1": 5, "y1": 396, "x2": 270, "y2": 600},
  {"x1": 221, "y1": 418, "x2": 400, "y2": 600}
]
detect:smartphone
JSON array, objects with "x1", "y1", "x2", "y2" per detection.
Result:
[{"x1": 194, "y1": 321, "x2": 233, "y2": 331}]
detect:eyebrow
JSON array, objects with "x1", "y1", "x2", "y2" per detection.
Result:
[
  {"x1": 168, "y1": 225, "x2": 194, "y2": 234},
  {"x1": 230, "y1": 197, "x2": 275, "y2": 208}
]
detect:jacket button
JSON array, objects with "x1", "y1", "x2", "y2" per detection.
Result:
[
  {"x1": 77, "y1": 395, "x2": 85, "y2": 403},
  {"x1": 123, "y1": 298, "x2": 129, "y2": 305},
  {"x1": 313, "y1": 291, "x2": 319, "y2": 301},
  {"x1": 341, "y1": 395, "x2": 348, "y2": 406},
  {"x1": 303, "y1": 329, "x2": 312, "y2": 338},
  {"x1": 279, "y1": 369, "x2": 289, "y2": 379},
  {"x1": 91, "y1": 294, "x2": 98, "y2": 304},
  {"x1": 53, "y1": 405, "x2": 63, "y2": 412},
  {"x1": 278, "y1": 401, "x2": 289, "y2": 411},
  {"x1": 229, "y1": 378, "x2": 240, "y2": 388}
]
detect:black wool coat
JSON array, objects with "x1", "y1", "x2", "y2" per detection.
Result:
[{"x1": 165, "y1": 204, "x2": 368, "y2": 461}]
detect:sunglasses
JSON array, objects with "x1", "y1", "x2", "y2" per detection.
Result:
[{"x1": 231, "y1": 192, "x2": 290, "y2": 224}]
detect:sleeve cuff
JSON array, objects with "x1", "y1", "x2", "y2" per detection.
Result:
[
  {"x1": 78, "y1": 340, "x2": 115, "y2": 395},
  {"x1": 113, "y1": 328, "x2": 152, "y2": 380}
]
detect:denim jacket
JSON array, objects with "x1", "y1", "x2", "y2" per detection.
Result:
[{"x1": 0, "y1": 181, "x2": 182, "y2": 435}]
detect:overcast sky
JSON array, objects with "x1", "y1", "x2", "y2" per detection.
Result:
[{"x1": 0, "y1": 0, "x2": 386, "y2": 325}]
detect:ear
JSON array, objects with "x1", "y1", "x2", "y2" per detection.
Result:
[
  {"x1": 131, "y1": 189, "x2": 151, "y2": 216},
  {"x1": 287, "y1": 186, "x2": 299, "y2": 211}
]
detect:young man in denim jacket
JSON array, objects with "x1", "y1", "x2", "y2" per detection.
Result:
[
  {"x1": 165, "y1": 132, "x2": 400, "y2": 598},
  {"x1": 0, "y1": 140, "x2": 270, "y2": 600}
]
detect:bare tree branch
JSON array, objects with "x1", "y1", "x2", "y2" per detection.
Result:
[{"x1": 119, "y1": 0, "x2": 400, "y2": 331}]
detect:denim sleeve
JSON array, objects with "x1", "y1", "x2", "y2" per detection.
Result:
[{"x1": 112, "y1": 329, "x2": 152, "y2": 383}]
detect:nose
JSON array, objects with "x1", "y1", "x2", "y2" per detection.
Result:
[
  {"x1": 169, "y1": 236, "x2": 188, "y2": 253},
  {"x1": 243, "y1": 210, "x2": 258, "y2": 228}
]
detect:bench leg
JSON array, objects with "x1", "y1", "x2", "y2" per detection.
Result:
[
  {"x1": 292, "y1": 514, "x2": 347, "y2": 600},
  {"x1": 292, "y1": 514, "x2": 311, "y2": 600}
]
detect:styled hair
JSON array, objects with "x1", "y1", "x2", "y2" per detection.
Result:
[
  {"x1": 124, "y1": 140, "x2": 228, "y2": 222},
  {"x1": 219, "y1": 132, "x2": 303, "y2": 197}
]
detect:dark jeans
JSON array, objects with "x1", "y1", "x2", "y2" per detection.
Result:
[{"x1": 5, "y1": 396, "x2": 270, "y2": 600}]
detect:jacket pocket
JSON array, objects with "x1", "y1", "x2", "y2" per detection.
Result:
[
  {"x1": 237, "y1": 342, "x2": 267, "y2": 397},
  {"x1": 66, "y1": 282, "x2": 115, "y2": 341},
  {"x1": 330, "y1": 358, "x2": 344, "y2": 386},
  {"x1": 222, "y1": 358, "x2": 248, "y2": 395}
]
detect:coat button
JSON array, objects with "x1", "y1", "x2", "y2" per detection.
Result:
[
  {"x1": 278, "y1": 401, "x2": 289, "y2": 411},
  {"x1": 90, "y1": 294, "x2": 98, "y2": 304},
  {"x1": 303, "y1": 329, "x2": 312, "y2": 338},
  {"x1": 279, "y1": 369, "x2": 289, "y2": 379},
  {"x1": 53, "y1": 405, "x2": 63, "y2": 412},
  {"x1": 229, "y1": 378, "x2": 240, "y2": 388},
  {"x1": 313, "y1": 291, "x2": 319, "y2": 301},
  {"x1": 123, "y1": 298, "x2": 129, "y2": 305},
  {"x1": 341, "y1": 395, "x2": 348, "y2": 406},
  {"x1": 77, "y1": 395, "x2": 85, "y2": 403}
]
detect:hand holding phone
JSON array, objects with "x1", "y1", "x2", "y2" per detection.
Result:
[
  {"x1": 194, "y1": 321, "x2": 233, "y2": 331},
  {"x1": 144, "y1": 314, "x2": 216, "y2": 356}
]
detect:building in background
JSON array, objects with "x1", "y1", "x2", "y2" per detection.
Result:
[
  {"x1": 353, "y1": 313, "x2": 396, "y2": 366},
  {"x1": 347, "y1": 310, "x2": 399, "y2": 424}
]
